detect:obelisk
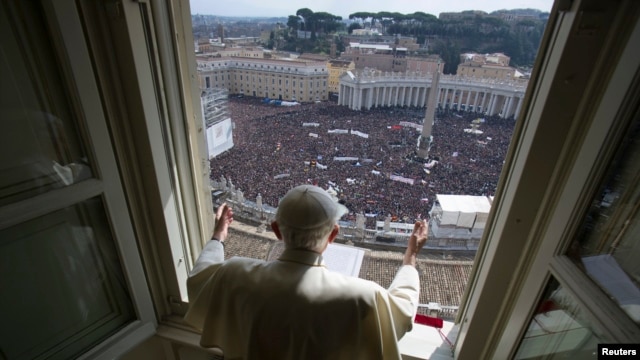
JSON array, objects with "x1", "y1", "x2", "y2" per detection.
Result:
[{"x1": 417, "y1": 62, "x2": 441, "y2": 158}]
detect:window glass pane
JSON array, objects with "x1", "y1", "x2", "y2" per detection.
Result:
[
  {"x1": 568, "y1": 116, "x2": 640, "y2": 325},
  {"x1": 515, "y1": 278, "x2": 605, "y2": 359},
  {"x1": 0, "y1": 2, "x2": 93, "y2": 207},
  {"x1": 0, "y1": 197, "x2": 135, "y2": 360}
]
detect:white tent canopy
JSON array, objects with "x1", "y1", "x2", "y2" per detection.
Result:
[{"x1": 433, "y1": 194, "x2": 491, "y2": 229}]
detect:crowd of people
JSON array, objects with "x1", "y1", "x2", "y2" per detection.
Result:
[{"x1": 211, "y1": 97, "x2": 515, "y2": 227}]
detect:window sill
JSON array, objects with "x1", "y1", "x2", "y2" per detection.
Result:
[
  {"x1": 399, "y1": 321, "x2": 457, "y2": 360},
  {"x1": 155, "y1": 324, "x2": 224, "y2": 357},
  {"x1": 154, "y1": 318, "x2": 456, "y2": 360}
]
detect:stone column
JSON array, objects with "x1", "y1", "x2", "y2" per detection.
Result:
[
  {"x1": 473, "y1": 91, "x2": 480, "y2": 112},
  {"x1": 489, "y1": 94, "x2": 498, "y2": 115},
  {"x1": 514, "y1": 96, "x2": 523, "y2": 119},
  {"x1": 504, "y1": 96, "x2": 513, "y2": 118},
  {"x1": 382, "y1": 86, "x2": 387, "y2": 106},
  {"x1": 481, "y1": 91, "x2": 488, "y2": 112},
  {"x1": 394, "y1": 85, "x2": 400, "y2": 106}
]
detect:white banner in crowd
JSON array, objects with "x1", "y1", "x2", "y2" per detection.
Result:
[
  {"x1": 308, "y1": 133, "x2": 319, "y2": 138},
  {"x1": 274, "y1": 173, "x2": 290, "y2": 179},
  {"x1": 399, "y1": 121, "x2": 423, "y2": 131},
  {"x1": 206, "y1": 118, "x2": 234, "y2": 159},
  {"x1": 303, "y1": 123, "x2": 320, "y2": 127},
  {"x1": 350, "y1": 130, "x2": 369, "y2": 139},
  {"x1": 328, "y1": 129, "x2": 349, "y2": 134},
  {"x1": 333, "y1": 157, "x2": 359, "y2": 161},
  {"x1": 303, "y1": 161, "x2": 326, "y2": 169},
  {"x1": 390, "y1": 174, "x2": 415, "y2": 185},
  {"x1": 425, "y1": 160, "x2": 439, "y2": 169}
]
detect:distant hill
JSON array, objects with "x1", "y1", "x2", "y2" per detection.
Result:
[{"x1": 192, "y1": 8, "x2": 549, "y2": 70}]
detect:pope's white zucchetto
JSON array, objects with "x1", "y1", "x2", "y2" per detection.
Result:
[{"x1": 276, "y1": 185, "x2": 348, "y2": 230}]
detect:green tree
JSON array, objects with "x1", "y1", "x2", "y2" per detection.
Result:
[
  {"x1": 348, "y1": 23, "x2": 363, "y2": 34},
  {"x1": 287, "y1": 15, "x2": 300, "y2": 32},
  {"x1": 348, "y1": 12, "x2": 374, "y2": 25},
  {"x1": 296, "y1": 8, "x2": 314, "y2": 32},
  {"x1": 434, "y1": 40, "x2": 460, "y2": 74},
  {"x1": 314, "y1": 12, "x2": 342, "y2": 34},
  {"x1": 267, "y1": 31, "x2": 275, "y2": 49}
]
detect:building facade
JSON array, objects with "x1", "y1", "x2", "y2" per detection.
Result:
[
  {"x1": 457, "y1": 63, "x2": 516, "y2": 80},
  {"x1": 197, "y1": 56, "x2": 329, "y2": 102},
  {"x1": 212, "y1": 47, "x2": 264, "y2": 58},
  {"x1": 341, "y1": 35, "x2": 419, "y2": 51},
  {"x1": 338, "y1": 70, "x2": 527, "y2": 118},
  {"x1": 327, "y1": 59, "x2": 355, "y2": 94},
  {"x1": 457, "y1": 52, "x2": 516, "y2": 79}
]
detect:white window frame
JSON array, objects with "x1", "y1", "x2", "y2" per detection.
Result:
[{"x1": 70, "y1": 0, "x2": 213, "y2": 324}]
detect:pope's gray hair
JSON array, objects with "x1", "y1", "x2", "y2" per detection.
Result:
[{"x1": 277, "y1": 220, "x2": 336, "y2": 252}]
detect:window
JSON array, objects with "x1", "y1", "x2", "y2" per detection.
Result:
[{"x1": 0, "y1": 1, "x2": 155, "y2": 359}]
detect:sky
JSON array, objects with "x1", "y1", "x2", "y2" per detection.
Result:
[{"x1": 189, "y1": 0, "x2": 555, "y2": 18}]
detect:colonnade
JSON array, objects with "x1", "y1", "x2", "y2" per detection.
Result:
[{"x1": 338, "y1": 71, "x2": 527, "y2": 119}]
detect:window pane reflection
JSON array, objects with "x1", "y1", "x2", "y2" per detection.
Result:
[
  {"x1": 515, "y1": 278, "x2": 604, "y2": 359},
  {"x1": 0, "y1": 2, "x2": 93, "y2": 207},
  {"x1": 0, "y1": 197, "x2": 135, "y2": 360},
  {"x1": 569, "y1": 116, "x2": 640, "y2": 325}
]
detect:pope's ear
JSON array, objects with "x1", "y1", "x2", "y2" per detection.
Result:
[
  {"x1": 327, "y1": 224, "x2": 339, "y2": 244},
  {"x1": 271, "y1": 221, "x2": 283, "y2": 240}
]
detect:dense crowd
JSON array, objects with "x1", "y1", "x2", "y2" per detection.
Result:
[{"x1": 211, "y1": 97, "x2": 515, "y2": 227}]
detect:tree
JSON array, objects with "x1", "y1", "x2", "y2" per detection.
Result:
[
  {"x1": 287, "y1": 15, "x2": 300, "y2": 32},
  {"x1": 349, "y1": 12, "x2": 373, "y2": 25},
  {"x1": 296, "y1": 8, "x2": 314, "y2": 32},
  {"x1": 348, "y1": 23, "x2": 363, "y2": 34},
  {"x1": 267, "y1": 31, "x2": 275, "y2": 49},
  {"x1": 434, "y1": 40, "x2": 460, "y2": 74},
  {"x1": 314, "y1": 12, "x2": 342, "y2": 34},
  {"x1": 376, "y1": 11, "x2": 395, "y2": 33}
]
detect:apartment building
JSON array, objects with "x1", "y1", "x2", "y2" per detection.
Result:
[
  {"x1": 213, "y1": 47, "x2": 264, "y2": 58},
  {"x1": 457, "y1": 52, "x2": 516, "y2": 79},
  {"x1": 342, "y1": 42, "x2": 442, "y2": 74},
  {"x1": 197, "y1": 56, "x2": 329, "y2": 102},
  {"x1": 327, "y1": 59, "x2": 355, "y2": 94}
]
